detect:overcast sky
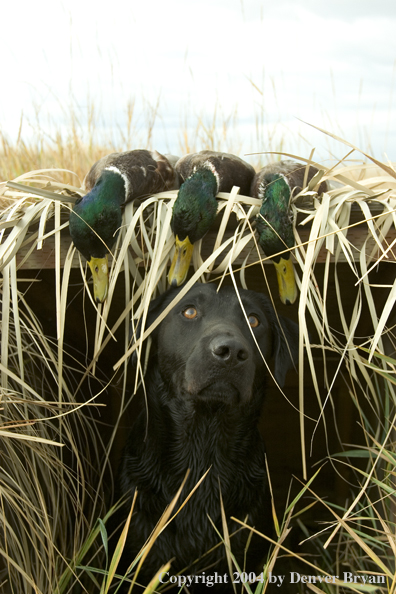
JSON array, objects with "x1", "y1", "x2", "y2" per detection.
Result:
[{"x1": 2, "y1": 0, "x2": 396, "y2": 163}]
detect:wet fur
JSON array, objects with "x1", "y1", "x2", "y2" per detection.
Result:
[{"x1": 115, "y1": 283, "x2": 299, "y2": 592}]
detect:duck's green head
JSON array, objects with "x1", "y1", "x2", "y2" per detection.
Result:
[
  {"x1": 69, "y1": 168, "x2": 126, "y2": 303},
  {"x1": 256, "y1": 173, "x2": 297, "y2": 305},
  {"x1": 168, "y1": 168, "x2": 218, "y2": 286}
]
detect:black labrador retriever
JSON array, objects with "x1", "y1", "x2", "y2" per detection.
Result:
[{"x1": 116, "y1": 283, "x2": 298, "y2": 592}]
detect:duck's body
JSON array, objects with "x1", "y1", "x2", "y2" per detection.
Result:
[
  {"x1": 169, "y1": 150, "x2": 255, "y2": 286},
  {"x1": 251, "y1": 160, "x2": 328, "y2": 305},
  {"x1": 70, "y1": 149, "x2": 179, "y2": 303},
  {"x1": 83, "y1": 149, "x2": 179, "y2": 196},
  {"x1": 175, "y1": 150, "x2": 255, "y2": 196},
  {"x1": 251, "y1": 160, "x2": 328, "y2": 200}
]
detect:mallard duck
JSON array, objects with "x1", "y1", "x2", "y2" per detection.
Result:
[
  {"x1": 69, "y1": 149, "x2": 179, "y2": 303},
  {"x1": 168, "y1": 150, "x2": 255, "y2": 286},
  {"x1": 251, "y1": 160, "x2": 328, "y2": 305}
]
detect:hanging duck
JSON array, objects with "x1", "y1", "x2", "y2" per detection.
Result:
[
  {"x1": 69, "y1": 149, "x2": 179, "y2": 303},
  {"x1": 251, "y1": 160, "x2": 328, "y2": 305},
  {"x1": 168, "y1": 150, "x2": 255, "y2": 286}
]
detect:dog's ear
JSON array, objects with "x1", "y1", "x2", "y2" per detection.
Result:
[
  {"x1": 130, "y1": 287, "x2": 179, "y2": 368},
  {"x1": 253, "y1": 292, "x2": 299, "y2": 387},
  {"x1": 271, "y1": 315, "x2": 299, "y2": 388}
]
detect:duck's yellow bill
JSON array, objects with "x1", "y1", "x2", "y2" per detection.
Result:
[
  {"x1": 88, "y1": 255, "x2": 109, "y2": 303},
  {"x1": 168, "y1": 236, "x2": 194, "y2": 287},
  {"x1": 273, "y1": 257, "x2": 298, "y2": 305}
]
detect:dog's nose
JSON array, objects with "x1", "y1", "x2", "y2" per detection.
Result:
[{"x1": 210, "y1": 336, "x2": 249, "y2": 363}]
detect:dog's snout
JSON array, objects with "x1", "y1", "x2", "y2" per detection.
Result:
[{"x1": 210, "y1": 336, "x2": 249, "y2": 364}]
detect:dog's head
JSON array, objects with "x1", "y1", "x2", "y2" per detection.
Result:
[{"x1": 131, "y1": 283, "x2": 299, "y2": 405}]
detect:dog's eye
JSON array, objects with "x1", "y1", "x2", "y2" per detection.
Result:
[
  {"x1": 248, "y1": 315, "x2": 260, "y2": 328},
  {"x1": 183, "y1": 307, "x2": 198, "y2": 319}
]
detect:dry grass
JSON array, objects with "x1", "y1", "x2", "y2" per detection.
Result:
[
  {"x1": 0, "y1": 99, "x2": 245, "y2": 183},
  {"x1": 0, "y1": 116, "x2": 396, "y2": 592},
  {"x1": 0, "y1": 94, "x2": 321, "y2": 184}
]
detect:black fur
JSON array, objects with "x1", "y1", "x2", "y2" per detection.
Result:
[{"x1": 116, "y1": 283, "x2": 298, "y2": 592}]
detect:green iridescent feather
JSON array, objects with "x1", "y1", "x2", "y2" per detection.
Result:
[
  {"x1": 69, "y1": 169, "x2": 125, "y2": 260},
  {"x1": 171, "y1": 168, "x2": 218, "y2": 244},
  {"x1": 255, "y1": 173, "x2": 294, "y2": 262}
]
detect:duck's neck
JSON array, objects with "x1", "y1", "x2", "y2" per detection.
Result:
[
  {"x1": 196, "y1": 162, "x2": 220, "y2": 192},
  {"x1": 260, "y1": 173, "x2": 290, "y2": 211},
  {"x1": 173, "y1": 168, "x2": 219, "y2": 243},
  {"x1": 257, "y1": 177, "x2": 294, "y2": 259},
  {"x1": 184, "y1": 167, "x2": 219, "y2": 200},
  {"x1": 91, "y1": 167, "x2": 128, "y2": 207},
  {"x1": 104, "y1": 166, "x2": 131, "y2": 202}
]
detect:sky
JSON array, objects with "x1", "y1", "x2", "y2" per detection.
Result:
[{"x1": 2, "y1": 0, "x2": 396, "y2": 164}]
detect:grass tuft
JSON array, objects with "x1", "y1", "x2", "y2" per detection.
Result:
[{"x1": 1, "y1": 119, "x2": 396, "y2": 592}]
